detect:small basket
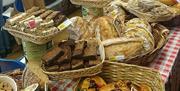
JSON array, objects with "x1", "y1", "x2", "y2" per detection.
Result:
[
  {"x1": 70, "y1": 0, "x2": 110, "y2": 8},
  {"x1": 42, "y1": 39, "x2": 105, "y2": 80},
  {"x1": 101, "y1": 62, "x2": 165, "y2": 91},
  {"x1": 3, "y1": 27, "x2": 62, "y2": 45}
]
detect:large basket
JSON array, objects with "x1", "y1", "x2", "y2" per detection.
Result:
[
  {"x1": 42, "y1": 39, "x2": 105, "y2": 80},
  {"x1": 124, "y1": 23, "x2": 169, "y2": 66},
  {"x1": 3, "y1": 27, "x2": 62, "y2": 45},
  {"x1": 103, "y1": 23, "x2": 169, "y2": 66},
  {"x1": 101, "y1": 62, "x2": 165, "y2": 91},
  {"x1": 70, "y1": 0, "x2": 110, "y2": 8}
]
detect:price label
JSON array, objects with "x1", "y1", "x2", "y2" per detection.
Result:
[
  {"x1": 58, "y1": 19, "x2": 72, "y2": 31},
  {"x1": 110, "y1": 55, "x2": 125, "y2": 61}
]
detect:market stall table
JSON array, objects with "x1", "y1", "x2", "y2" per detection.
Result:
[
  {"x1": 150, "y1": 27, "x2": 180, "y2": 83},
  {"x1": 21, "y1": 27, "x2": 180, "y2": 90}
]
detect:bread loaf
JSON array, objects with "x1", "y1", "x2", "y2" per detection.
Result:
[{"x1": 94, "y1": 16, "x2": 119, "y2": 41}]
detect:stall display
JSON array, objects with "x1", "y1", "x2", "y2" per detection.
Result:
[
  {"x1": 4, "y1": 7, "x2": 67, "y2": 44},
  {"x1": 1, "y1": 0, "x2": 180, "y2": 90},
  {"x1": 76, "y1": 61, "x2": 165, "y2": 91},
  {"x1": 117, "y1": 0, "x2": 178, "y2": 22},
  {"x1": 41, "y1": 39, "x2": 105, "y2": 80}
]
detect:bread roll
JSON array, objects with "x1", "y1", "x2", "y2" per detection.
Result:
[{"x1": 94, "y1": 16, "x2": 119, "y2": 41}]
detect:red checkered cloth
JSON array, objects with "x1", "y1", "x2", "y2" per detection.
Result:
[
  {"x1": 150, "y1": 28, "x2": 180, "y2": 83},
  {"x1": 48, "y1": 78, "x2": 80, "y2": 91}
]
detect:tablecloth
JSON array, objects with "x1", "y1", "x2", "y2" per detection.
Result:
[{"x1": 150, "y1": 27, "x2": 180, "y2": 83}]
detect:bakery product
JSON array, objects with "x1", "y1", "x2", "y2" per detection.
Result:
[
  {"x1": 57, "y1": 46, "x2": 71, "y2": 64},
  {"x1": 99, "y1": 80, "x2": 130, "y2": 91},
  {"x1": 39, "y1": 10, "x2": 53, "y2": 19},
  {"x1": 124, "y1": 18, "x2": 155, "y2": 54},
  {"x1": 83, "y1": 39, "x2": 98, "y2": 60},
  {"x1": 58, "y1": 40, "x2": 75, "y2": 50},
  {"x1": 33, "y1": 9, "x2": 46, "y2": 17},
  {"x1": 118, "y1": 0, "x2": 176, "y2": 22},
  {"x1": 72, "y1": 41, "x2": 87, "y2": 59},
  {"x1": 45, "y1": 11, "x2": 60, "y2": 20},
  {"x1": 103, "y1": 37, "x2": 144, "y2": 61},
  {"x1": 94, "y1": 16, "x2": 119, "y2": 41},
  {"x1": 79, "y1": 76, "x2": 107, "y2": 91},
  {"x1": 42, "y1": 47, "x2": 64, "y2": 66}
]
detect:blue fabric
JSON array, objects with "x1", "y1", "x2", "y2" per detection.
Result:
[
  {"x1": 0, "y1": 57, "x2": 25, "y2": 73},
  {"x1": 14, "y1": 0, "x2": 24, "y2": 12},
  {"x1": 0, "y1": 0, "x2": 16, "y2": 58}
]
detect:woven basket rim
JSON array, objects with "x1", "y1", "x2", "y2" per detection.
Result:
[
  {"x1": 3, "y1": 27, "x2": 61, "y2": 38},
  {"x1": 41, "y1": 39, "x2": 105, "y2": 77},
  {"x1": 102, "y1": 62, "x2": 165, "y2": 91},
  {"x1": 105, "y1": 61, "x2": 159, "y2": 73},
  {"x1": 41, "y1": 61, "x2": 103, "y2": 75}
]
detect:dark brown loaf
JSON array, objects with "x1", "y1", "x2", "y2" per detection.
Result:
[
  {"x1": 42, "y1": 47, "x2": 64, "y2": 66},
  {"x1": 83, "y1": 40, "x2": 98, "y2": 60},
  {"x1": 72, "y1": 41, "x2": 87, "y2": 59},
  {"x1": 57, "y1": 46, "x2": 71, "y2": 64},
  {"x1": 58, "y1": 40, "x2": 75, "y2": 49}
]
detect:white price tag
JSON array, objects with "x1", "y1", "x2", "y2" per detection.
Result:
[
  {"x1": 110, "y1": 55, "x2": 125, "y2": 61},
  {"x1": 58, "y1": 19, "x2": 72, "y2": 31}
]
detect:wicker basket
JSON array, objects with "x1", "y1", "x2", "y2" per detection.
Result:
[
  {"x1": 70, "y1": 0, "x2": 110, "y2": 8},
  {"x1": 42, "y1": 39, "x2": 105, "y2": 80},
  {"x1": 3, "y1": 27, "x2": 62, "y2": 45},
  {"x1": 101, "y1": 62, "x2": 165, "y2": 91},
  {"x1": 118, "y1": 0, "x2": 176, "y2": 22},
  {"x1": 103, "y1": 23, "x2": 169, "y2": 66},
  {"x1": 124, "y1": 23, "x2": 169, "y2": 66}
]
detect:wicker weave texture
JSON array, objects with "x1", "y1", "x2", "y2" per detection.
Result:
[{"x1": 101, "y1": 62, "x2": 165, "y2": 91}]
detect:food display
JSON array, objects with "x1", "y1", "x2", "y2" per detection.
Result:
[
  {"x1": 2, "y1": 0, "x2": 179, "y2": 90},
  {"x1": 117, "y1": 0, "x2": 177, "y2": 22},
  {"x1": 5, "y1": 7, "x2": 66, "y2": 36},
  {"x1": 77, "y1": 76, "x2": 152, "y2": 91},
  {"x1": 42, "y1": 39, "x2": 101, "y2": 72}
]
